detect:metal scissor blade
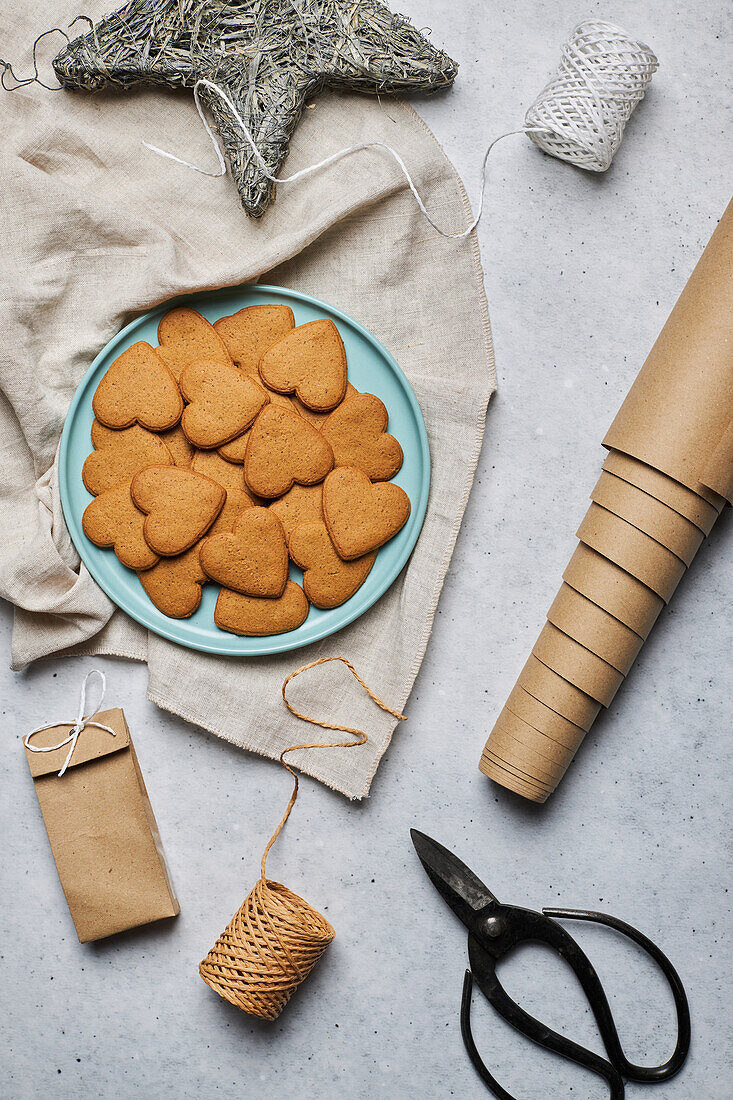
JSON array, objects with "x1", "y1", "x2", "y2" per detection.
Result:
[{"x1": 410, "y1": 829, "x2": 497, "y2": 929}]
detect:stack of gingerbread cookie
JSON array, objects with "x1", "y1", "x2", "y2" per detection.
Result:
[{"x1": 81, "y1": 304, "x2": 411, "y2": 636}]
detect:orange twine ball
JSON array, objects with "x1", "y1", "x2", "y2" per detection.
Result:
[
  {"x1": 199, "y1": 878, "x2": 335, "y2": 1020},
  {"x1": 199, "y1": 657, "x2": 406, "y2": 1021}
]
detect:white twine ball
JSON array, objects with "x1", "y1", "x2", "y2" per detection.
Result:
[{"x1": 525, "y1": 20, "x2": 659, "y2": 173}]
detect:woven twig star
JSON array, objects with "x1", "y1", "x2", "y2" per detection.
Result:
[{"x1": 53, "y1": 0, "x2": 458, "y2": 217}]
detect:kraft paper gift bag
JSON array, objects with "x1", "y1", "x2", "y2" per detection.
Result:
[{"x1": 24, "y1": 703, "x2": 179, "y2": 943}]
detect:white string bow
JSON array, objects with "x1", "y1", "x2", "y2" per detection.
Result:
[{"x1": 23, "y1": 669, "x2": 117, "y2": 778}]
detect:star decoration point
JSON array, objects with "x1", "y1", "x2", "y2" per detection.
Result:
[{"x1": 53, "y1": 0, "x2": 458, "y2": 217}]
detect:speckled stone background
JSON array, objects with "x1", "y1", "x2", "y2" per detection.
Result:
[{"x1": 1, "y1": 2, "x2": 731, "y2": 1097}]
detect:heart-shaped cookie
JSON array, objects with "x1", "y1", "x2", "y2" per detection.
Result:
[
  {"x1": 322, "y1": 466, "x2": 411, "y2": 560},
  {"x1": 157, "y1": 424, "x2": 195, "y2": 467},
  {"x1": 244, "y1": 405, "x2": 334, "y2": 498},
  {"x1": 217, "y1": 390, "x2": 295, "y2": 464},
  {"x1": 157, "y1": 307, "x2": 232, "y2": 379},
  {"x1": 259, "y1": 319, "x2": 347, "y2": 411},
  {"x1": 180, "y1": 359, "x2": 268, "y2": 449},
  {"x1": 216, "y1": 429, "x2": 251, "y2": 466},
  {"x1": 269, "y1": 483, "x2": 324, "y2": 539},
  {"x1": 207, "y1": 488, "x2": 255, "y2": 536},
  {"x1": 191, "y1": 452, "x2": 263, "y2": 512},
  {"x1": 289, "y1": 521, "x2": 376, "y2": 609},
  {"x1": 92, "y1": 342, "x2": 183, "y2": 431},
  {"x1": 192, "y1": 449, "x2": 247, "y2": 492},
  {"x1": 139, "y1": 544, "x2": 208, "y2": 618},
  {"x1": 82, "y1": 481, "x2": 159, "y2": 571},
  {"x1": 213, "y1": 304, "x2": 295, "y2": 376},
  {"x1": 322, "y1": 392, "x2": 403, "y2": 481},
  {"x1": 131, "y1": 465, "x2": 225, "y2": 556},
  {"x1": 83, "y1": 421, "x2": 173, "y2": 495},
  {"x1": 140, "y1": 485, "x2": 255, "y2": 618},
  {"x1": 215, "y1": 580, "x2": 309, "y2": 636},
  {"x1": 293, "y1": 382, "x2": 358, "y2": 429},
  {"x1": 154, "y1": 344, "x2": 185, "y2": 380},
  {"x1": 200, "y1": 508, "x2": 288, "y2": 597}
]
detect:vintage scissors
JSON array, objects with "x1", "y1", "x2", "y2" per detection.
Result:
[{"x1": 410, "y1": 830, "x2": 690, "y2": 1099}]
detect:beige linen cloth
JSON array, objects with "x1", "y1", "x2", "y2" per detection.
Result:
[{"x1": 1, "y1": 3, "x2": 495, "y2": 798}]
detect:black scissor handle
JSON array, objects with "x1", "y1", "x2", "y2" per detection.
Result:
[
  {"x1": 461, "y1": 905, "x2": 690, "y2": 1099},
  {"x1": 464, "y1": 926, "x2": 625, "y2": 1100},
  {"x1": 461, "y1": 965, "x2": 625, "y2": 1100},
  {"x1": 461, "y1": 973, "x2": 516, "y2": 1100},
  {"x1": 543, "y1": 908, "x2": 691, "y2": 1082}
]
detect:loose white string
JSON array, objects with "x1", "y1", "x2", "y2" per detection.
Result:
[
  {"x1": 143, "y1": 78, "x2": 541, "y2": 240},
  {"x1": 23, "y1": 669, "x2": 117, "y2": 777},
  {"x1": 142, "y1": 20, "x2": 657, "y2": 237}
]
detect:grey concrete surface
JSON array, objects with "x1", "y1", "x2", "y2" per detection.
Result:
[{"x1": 1, "y1": 2, "x2": 731, "y2": 1097}]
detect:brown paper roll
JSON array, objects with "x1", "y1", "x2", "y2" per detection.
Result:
[
  {"x1": 577, "y1": 503, "x2": 686, "y2": 601},
  {"x1": 481, "y1": 748, "x2": 554, "y2": 793},
  {"x1": 520, "y1": 654, "x2": 602, "y2": 728},
  {"x1": 701, "y1": 415, "x2": 733, "y2": 500},
  {"x1": 492, "y1": 710, "x2": 577, "y2": 765},
  {"x1": 487, "y1": 730, "x2": 565, "y2": 786},
  {"x1": 563, "y1": 544, "x2": 664, "y2": 637},
  {"x1": 482, "y1": 204, "x2": 731, "y2": 803},
  {"x1": 603, "y1": 449, "x2": 722, "y2": 533},
  {"x1": 590, "y1": 472, "x2": 704, "y2": 566},
  {"x1": 479, "y1": 752, "x2": 550, "y2": 803},
  {"x1": 506, "y1": 684, "x2": 588, "y2": 747},
  {"x1": 533, "y1": 622, "x2": 624, "y2": 706},
  {"x1": 604, "y1": 201, "x2": 733, "y2": 500},
  {"x1": 547, "y1": 583, "x2": 643, "y2": 674}
]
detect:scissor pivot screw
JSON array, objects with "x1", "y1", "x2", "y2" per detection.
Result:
[{"x1": 482, "y1": 915, "x2": 505, "y2": 939}]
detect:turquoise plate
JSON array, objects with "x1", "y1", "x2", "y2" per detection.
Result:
[{"x1": 58, "y1": 285, "x2": 430, "y2": 655}]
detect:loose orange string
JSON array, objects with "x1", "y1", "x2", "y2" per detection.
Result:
[
  {"x1": 260, "y1": 656, "x2": 407, "y2": 880},
  {"x1": 199, "y1": 657, "x2": 406, "y2": 1020}
]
